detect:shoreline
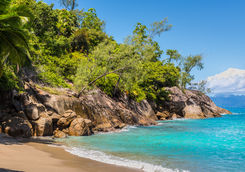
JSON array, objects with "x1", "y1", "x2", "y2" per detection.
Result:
[{"x1": 0, "y1": 134, "x2": 141, "y2": 172}]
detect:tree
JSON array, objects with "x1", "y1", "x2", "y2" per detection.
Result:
[
  {"x1": 80, "y1": 8, "x2": 105, "y2": 31},
  {"x1": 166, "y1": 49, "x2": 181, "y2": 64},
  {"x1": 181, "y1": 55, "x2": 203, "y2": 88},
  {"x1": 188, "y1": 80, "x2": 211, "y2": 94},
  {"x1": 60, "y1": 0, "x2": 77, "y2": 11},
  {"x1": 0, "y1": 0, "x2": 31, "y2": 77},
  {"x1": 74, "y1": 19, "x2": 178, "y2": 102},
  {"x1": 139, "y1": 61, "x2": 180, "y2": 104},
  {"x1": 126, "y1": 18, "x2": 171, "y2": 62},
  {"x1": 166, "y1": 49, "x2": 204, "y2": 88}
]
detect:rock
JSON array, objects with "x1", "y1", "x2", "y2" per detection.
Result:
[
  {"x1": 53, "y1": 128, "x2": 67, "y2": 138},
  {"x1": 32, "y1": 113, "x2": 53, "y2": 136},
  {"x1": 50, "y1": 113, "x2": 61, "y2": 122},
  {"x1": 93, "y1": 123, "x2": 113, "y2": 132},
  {"x1": 62, "y1": 128, "x2": 69, "y2": 134},
  {"x1": 183, "y1": 105, "x2": 205, "y2": 119},
  {"x1": 170, "y1": 113, "x2": 178, "y2": 120},
  {"x1": 25, "y1": 104, "x2": 39, "y2": 120},
  {"x1": 112, "y1": 119, "x2": 126, "y2": 129},
  {"x1": 3, "y1": 116, "x2": 33, "y2": 138},
  {"x1": 162, "y1": 87, "x2": 230, "y2": 119},
  {"x1": 156, "y1": 111, "x2": 170, "y2": 120},
  {"x1": 68, "y1": 118, "x2": 92, "y2": 136},
  {"x1": 57, "y1": 110, "x2": 77, "y2": 129},
  {"x1": 217, "y1": 107, "x2": 232, "y2": 114},
  {"x1": 0, "y1": 111, "x2": 12, "y2": 122}
]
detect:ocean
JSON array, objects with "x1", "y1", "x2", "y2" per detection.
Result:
[{"x1": 58, "y1": 107, "x2": 245, "y2": 172}]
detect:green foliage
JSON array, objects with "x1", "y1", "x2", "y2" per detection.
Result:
[
  {"x1": 96, "y1": 73, "x2": 119, "y2": 96},
  {"x1": 126, "y1": 18, "x2": 171, "y2": 62},
  {"x1": 150, "y1": 18, "x2": 172, "y2": 37},
  {"x1": 74, "y1": 25, "x2": 179, "y2": 102},
  {"x1": 56, "y1": 9, "x2": 79, "y2": 37},
  {"x1": 166, "y1": 49, "x2": 181, "y2": 64},
  {"x1": 0, "y1": 0, "x2": 31, "y2": 77},
  {"x1": 139, "y1": 61, "x2": 179, "y2": 104},
  {"x1": 71, "y1": 28, "x2": 109, "y2": 54},
  {"x1": 60, "y1": 0, "x2": 77, "y2": 11},
  {"x1": 36, "y1": 52, "x2": 83, "y2": 87},
  {"x1": 80, "y1": 8, "x2": 105, "y2": 31},
  {"x1": 0, "y1": 0, "x2": 205, "y2": 109},
  {"x1": 0, "y1": 65, "x2": 22, "y2": 91},
  {"x1": 189, "y1": 80, "x2": 211, "y2": 94},
  {"x1": 166, "y1": 49, "x2": 204, "y2": 88}
]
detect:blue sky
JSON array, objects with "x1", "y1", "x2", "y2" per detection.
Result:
[{"x1": 43, "y1": 0, "x2": 245, "y2": 82}]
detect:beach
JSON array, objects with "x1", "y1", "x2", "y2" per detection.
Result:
[{"x1": 0, "y1": 134, "x2": 140, "y2": 172}]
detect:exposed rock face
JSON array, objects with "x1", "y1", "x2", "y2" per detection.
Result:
[
  {"x1": 0, "y1": 82, "x2": 231, "y2": 138},
  {"x1": 53, "y1": 128, "x2": 67, "y2": 138},
  {"x1": 68, "y1": 118, "x2": 92, "y2": 136},
  {"x1": 156, "y1": 111, "x2": 171, "y2": 120},
  {"x1": 1, "y1": 82, "x2": 156, "y2": 137},
  {"x1": 2, "y1": 115, "x2": 33, "y2": 138},
  {"x1": 157, "y1": 87, "x2": 232, "y2": 120},
  {"x1": 57, "y1": 110, "x2": 77, "y2": 129},
  {"x1": 77, "y1": 89, "x2": 156, "y2": 132},
  {"x1": 32, "y1": 113, "x2": 53, "y2": 136},
  {"x1": 25, "y1": 104, "x2": 39, "y2": 120}
]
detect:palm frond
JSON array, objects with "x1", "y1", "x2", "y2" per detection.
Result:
[{"x1": 0, "y1": 0, "x2": 11, "y2": 15}]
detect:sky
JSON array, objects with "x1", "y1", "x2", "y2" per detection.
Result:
[
  {"x1": 207, "y1": 68, "x2": 245, "y2": 96},
  {"x1": 42, "y1": 0, "x2": 245, "y2": 95}
]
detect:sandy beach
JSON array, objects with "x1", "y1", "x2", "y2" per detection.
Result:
[{"x1": 0, "y1": 134, "x2": 141, "y2": 172}]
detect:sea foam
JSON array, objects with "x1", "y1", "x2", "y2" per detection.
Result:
[{"x1": 64, "y1": 146, "x2": 188, "y2": 172}]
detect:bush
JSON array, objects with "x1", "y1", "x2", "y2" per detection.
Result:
[{"x1": 95, "y1": 73, "x2": 119, "y2": 97}]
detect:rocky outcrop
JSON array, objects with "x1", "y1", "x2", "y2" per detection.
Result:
[
  {"x1": 1, "y1": 112, "x2": 33, "y2": 138},
  {"x1": 57, "y1": 110, "x2": 77, "y2": 129},
  {"x1": 0, "y1": 81, "x2": 156, "y2": 137},
  {"x1": 32, "y1": 113, "x2": 53, "y2": 136},
  {"x1": 68, "y1": 118, "x2": 92, "y2": 136},
  {"x1": 0, "y1": 82, "x2": 231, "y2": 138},
  {"x1": 156, "y1": 87, "x2": 232, "y2": 120},
  {"x1": 53, "y1": 128, "x2": 67, "y2": 138}
]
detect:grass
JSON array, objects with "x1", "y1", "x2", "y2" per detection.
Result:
[{"x1": 35, "y1": 84, "x2": 66, "y2": 95}]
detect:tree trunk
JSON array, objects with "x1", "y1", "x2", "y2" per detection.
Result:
[
  {"x1": 113, "y1": 73, "x2": 121, "y2": 96},
  {"x1": 77, "y1": 67, "x2": 130, "y2": 97},
  {"x1": 71, "y1": 0, "x2": 75, "y2": 10}
]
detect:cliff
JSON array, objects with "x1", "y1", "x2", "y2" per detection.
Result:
[{"x1": 0, "y1": 83, "x2": 231, "y2": 138}]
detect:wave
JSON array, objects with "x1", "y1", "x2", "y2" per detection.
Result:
[
  {"x1": 95, "y1": 126, "x2": 138, "y2": 135},
  {"x1": 63, "y1": 146, "x2": 187, "y2": 172},
  {"x1": 221, "y1": 113, "x2": 240, "y2": 115}
]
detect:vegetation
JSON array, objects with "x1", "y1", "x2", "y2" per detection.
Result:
[{"x1": 0, "y1": 0, "x2": 206, "y2": 106}]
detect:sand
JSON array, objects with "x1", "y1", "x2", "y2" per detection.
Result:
[{"x1": 0, "y1": 134, "x2": 141, "y2": 172}]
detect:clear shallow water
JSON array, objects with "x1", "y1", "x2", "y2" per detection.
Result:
[{"x1": 58, "y1": 108, "x2": 245, "y2": 172}]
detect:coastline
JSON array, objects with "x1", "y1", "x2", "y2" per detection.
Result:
[{"x1": 0, "y1": 134, "x2": 141, "y2": 172}]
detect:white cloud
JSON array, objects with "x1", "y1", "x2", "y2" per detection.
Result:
[{"x1": 207, "y1": 68, "x2": 245, "y2": 95}]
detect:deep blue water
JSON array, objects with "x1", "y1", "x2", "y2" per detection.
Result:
[{"x1": 59, "y1": 108, "x2": 245, "y2": 172}]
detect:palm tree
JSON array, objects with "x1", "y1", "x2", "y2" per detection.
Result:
[{"x1": 0, "y1": 0, "x2": 31, "y2": 77}]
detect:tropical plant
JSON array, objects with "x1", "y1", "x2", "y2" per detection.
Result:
[{"x1": 0, "y1": 0, "x2": 31, "y2": 77}]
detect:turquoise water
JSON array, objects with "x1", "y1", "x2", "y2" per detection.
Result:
[{"x1": 59, "y1": 108, "x2": 245, "y2": 172}]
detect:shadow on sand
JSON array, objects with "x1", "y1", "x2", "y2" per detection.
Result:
[
  {"x1": 0, "y1": 168, "x2": 24, "y2": 172},
  {"x1": 0, "y1": 133, "x2": 55, "y2": 146}
]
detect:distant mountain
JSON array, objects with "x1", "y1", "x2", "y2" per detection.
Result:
[{"x1": 211, "y1": 95, "x2": 245, "y2": 108}]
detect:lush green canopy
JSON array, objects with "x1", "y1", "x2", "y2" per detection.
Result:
[{"x1": 0, "y1": 0, "x2": 207, "y2": 105}]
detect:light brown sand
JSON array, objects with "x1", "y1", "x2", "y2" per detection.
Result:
[{"x1": 0, "y1": 134, "x2": 141, "y2": 172}]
